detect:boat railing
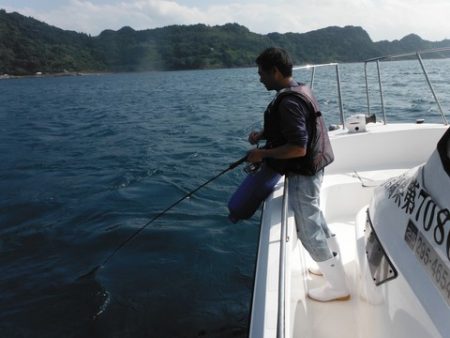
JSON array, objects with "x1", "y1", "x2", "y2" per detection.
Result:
[
  {"x1": 364, "y1": 47, "x2": 450, "y2": 125},
  {"x1": 294, "y1": 47, "x2": 450, "y2": 128},
  {"x1": 293, "y1": 63, "x2": 346, "y2": 127},
  {"x1": 277, "y1": 176, "x2": 289, "y2": 338}
]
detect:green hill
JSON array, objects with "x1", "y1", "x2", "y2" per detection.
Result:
[
  {"x1": 0, "y1": 10, "x2": 104, "y2": 75},
  {"x1": 1, "y1": 9, "x2": 449, "y2": 75}
]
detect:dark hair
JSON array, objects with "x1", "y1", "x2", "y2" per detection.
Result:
[{"x1": 256, "y1": 47, "x2": 293, "y2": 77}]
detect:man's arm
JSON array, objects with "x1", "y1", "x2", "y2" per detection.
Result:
[
  {"x1": 248, "y1": 130, "x2": 265, "y2": 145},
  {"x1": 246, "y1": 143, "x2": 306, "y2": 163},
  {"x1": 247, "y1": 96, "x2": 309, "y2": 163}
]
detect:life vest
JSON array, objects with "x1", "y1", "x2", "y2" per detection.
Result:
[{"x1": 263, "y1": 83, "x2": 334, "y2": 175}]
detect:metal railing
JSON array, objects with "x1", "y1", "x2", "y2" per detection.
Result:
[
  {"x1": 293, "y1": 63, "x2": 346, "y2": 127},
  {"x1": 277, "y1": 177, "x2": 289, "y2": 338},
  {"x1": 294, "y1": 48, "x2": 450, "y2": 128},
  {"x1": 364, "y1": 47, "x2": 450, "y2": 125}
]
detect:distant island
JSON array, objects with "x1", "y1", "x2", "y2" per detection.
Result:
[{"x1": 1, "y1": 9, "x2": 450, "y2": 76}]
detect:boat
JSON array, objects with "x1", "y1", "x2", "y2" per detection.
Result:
[{"x1": 249, "y1": 48, "x2": 450, "y2": 338}]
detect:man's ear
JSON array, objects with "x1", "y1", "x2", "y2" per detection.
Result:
[{"x1": 272, "y1": 66, "x2": 282, "y2": 79}]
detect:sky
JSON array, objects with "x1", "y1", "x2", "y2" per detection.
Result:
[{"x1": 1, "y1": 0, "x2": 450, "y2": 42}]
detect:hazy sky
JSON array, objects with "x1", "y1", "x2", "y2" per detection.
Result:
[{"x1": 1, "y1": 0, "x2": 449, "y2": 42}]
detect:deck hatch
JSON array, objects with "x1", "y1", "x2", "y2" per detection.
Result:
[{"x1": 365, "y1": 212, "x2": 398, "y2": 286}]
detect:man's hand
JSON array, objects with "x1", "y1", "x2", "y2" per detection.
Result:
[
  {"x1": 248, "y1": 131, "x2": 263, "y2": 145},
  {"x1": 247, "y1": 148, "x2": 266, "y2": 163}
]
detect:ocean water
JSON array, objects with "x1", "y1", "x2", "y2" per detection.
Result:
[{"x1": 0, "y1": 59, "x2": 449, "y2": 338}]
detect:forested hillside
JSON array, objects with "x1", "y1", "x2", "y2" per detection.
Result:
[{"x1": 1, "y1": 9, "x2": 449, "y2": 75}]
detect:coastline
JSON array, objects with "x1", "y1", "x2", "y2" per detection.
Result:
[{"x1": 0, "y1": 71, "x2": 108, "y2": 80}]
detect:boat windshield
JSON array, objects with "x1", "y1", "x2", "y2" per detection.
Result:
[{"x1": 365, "y1": 212, "x2": 398, "y2": 285}]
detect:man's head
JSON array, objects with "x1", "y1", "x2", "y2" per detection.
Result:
[{"x1": 256, "y1": 47, "x2": 294, "y2": 91}]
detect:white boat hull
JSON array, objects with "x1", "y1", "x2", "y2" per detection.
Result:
[{"x1": 249, "y1": 123, "x2": 449, "y2": 338}]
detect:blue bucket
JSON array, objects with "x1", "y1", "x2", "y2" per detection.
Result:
[{"x1": 228, "y1": 165, "x2": 282, "y2": 223}]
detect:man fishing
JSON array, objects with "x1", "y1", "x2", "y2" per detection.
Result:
[{"x1": 246, "y1": 47, "x2": 350, "y2": 302}]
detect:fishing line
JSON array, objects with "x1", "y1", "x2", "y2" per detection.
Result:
[
  {"x1": 353, "y1": 170, "x2": 379, "y2": 188},
  {"x1": 78, "y1": 155, "x2": 248, "y2": 279}
]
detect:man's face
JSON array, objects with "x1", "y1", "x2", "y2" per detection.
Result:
[{"x1": 258, "y1": 66, "x2": 276, "y2": 91}]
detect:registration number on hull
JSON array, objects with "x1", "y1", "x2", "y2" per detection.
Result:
[{"x1": 406, "y1": 220, "x2": 450, "y2": 307}]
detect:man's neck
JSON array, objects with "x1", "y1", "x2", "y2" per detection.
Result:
[{"x1": 276, "y1": 77, "x2": 296, "y2": 91}]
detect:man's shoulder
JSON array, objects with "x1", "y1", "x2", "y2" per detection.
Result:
[
  {"x1": 277, "y1": 93, "x2": 310, "y2": 113},
  {"x1": 276, "y1": 84, "x2": 310, "y2": 104}
]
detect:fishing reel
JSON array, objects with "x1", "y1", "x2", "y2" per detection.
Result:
[
  {"x1": 243, "y1": 142, "x2": 262, "y2": 174},
  {"x1": 244, "y1": 162, "x2": 262, "y2": 174}
]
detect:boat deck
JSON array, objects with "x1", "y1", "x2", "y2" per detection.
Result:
[
  {"x1": 250, "y1": 168, "x2": 408, "y2": 338},
  {"x1": 289, "y1": 169, "x2": 408, "y2": 338},
  {"x1": 291, "y1": 217, "x2": 381, "y2": 338},
  {"x1": 301, "y1": 220, "x2": 359, "y2": 338},
  {"x1": 249, "y1": 123, "x2": 449, "y2": 338}
]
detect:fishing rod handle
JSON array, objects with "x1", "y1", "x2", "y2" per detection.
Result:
[{"x1": 229, "y1": 155, "x2": 248, "y2": 169}]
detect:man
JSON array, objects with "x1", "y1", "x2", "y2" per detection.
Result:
[{"x1": 247, "y1": 47, "x2": 350, "y2": 302}]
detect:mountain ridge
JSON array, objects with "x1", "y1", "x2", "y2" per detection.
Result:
[{"x1": 1, "y1": 9, "x2": 449, "y2": 75}]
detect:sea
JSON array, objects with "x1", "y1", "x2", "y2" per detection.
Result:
[{"x1": 0, "y1": 59, "x2": 449, "y2": 338}]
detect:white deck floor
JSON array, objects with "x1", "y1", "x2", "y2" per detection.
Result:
[
  {"x1": 293, "y1": 219, "x2": 376, "y2": 338},
  {"x1": 304, "y1": 220, "x2": 359, "y2": 338},
  {"x1": 290, "y1": 170, "x2": 408, "y2": 338}
]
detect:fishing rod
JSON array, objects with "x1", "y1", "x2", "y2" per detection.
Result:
[{"x1": 79, "y1": 154, "x2": 248, "y2": 279}]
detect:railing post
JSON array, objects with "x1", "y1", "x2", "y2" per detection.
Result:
[
  {"x1": 310, "y1": 66, "x2": 316, "y2": 89},
  {"x1": 364, "y1": 62, "x2": 371, "y2": 116},
  {"x1": 416, "y1": 52, "x2": 448, "y2": 125},
  {"x1": 376, "y1": 60, "x2": 387, "y2": 124},
  {"x1": 277, "y1": 177, "x2": 289, "y2": 338},
  {"x1": 335, "y1": 64, "x2": 345, "y2": 128}
]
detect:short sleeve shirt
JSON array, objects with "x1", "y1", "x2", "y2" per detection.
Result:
[{"x1": 276, "y1": 90, "x2": 310, "y2": 148}]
